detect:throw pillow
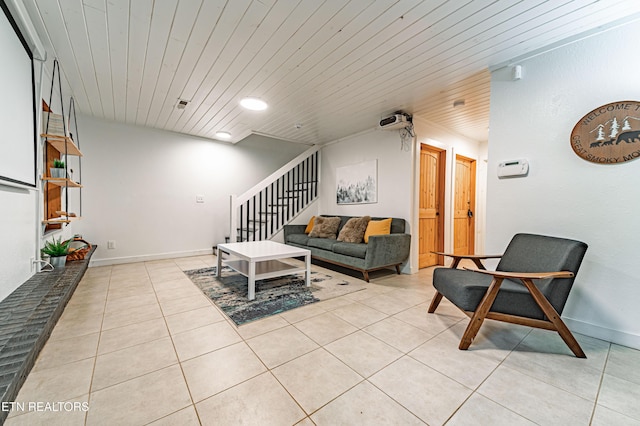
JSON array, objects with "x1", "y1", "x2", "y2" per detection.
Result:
[
  {"x1": 304, "y1": 216, "x2": 316, "y2": 234},
  {"x1": 308, "y1": 216, "x2": 341, "y2": 239},
  {"x1": 364, "y1": 218, "x2": 392, "y2": 243},
  {"x1": 337, "y1": 216, "x2": 371, "y2": 243}
]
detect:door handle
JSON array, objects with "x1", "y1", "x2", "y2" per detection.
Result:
[{"x1": 467, "y1": 209, "x2": 473, "y2": 218}]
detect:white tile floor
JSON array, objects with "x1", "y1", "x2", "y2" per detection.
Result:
[{"x1": 5, "y1": 255, "x2": 640, "y2": 425}]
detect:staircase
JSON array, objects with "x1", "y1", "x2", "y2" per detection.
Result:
[{"x1": 230, "y1": 146, "x2": 320, "y2": 242}]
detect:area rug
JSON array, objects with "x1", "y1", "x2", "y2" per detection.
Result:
[{"x1": 184, "y1": 264, "x2": 366, "y2": 326}]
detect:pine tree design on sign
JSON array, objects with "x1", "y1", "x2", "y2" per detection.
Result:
[{"x1": 571, "y1": 100, "x2": 640, "y2": 164}]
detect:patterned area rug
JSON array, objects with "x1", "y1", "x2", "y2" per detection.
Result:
[{"x1": 184, "y1": 265, "x2": 366, "y2": 326}]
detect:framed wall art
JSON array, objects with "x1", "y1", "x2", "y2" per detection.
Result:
[{"x1": 336, "y1": 159, "x2": 377, "y2": 205}]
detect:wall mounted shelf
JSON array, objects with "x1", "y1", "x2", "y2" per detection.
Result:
[
  {"x1": 42, "y1": 217, "x2": 79, "y2": 225},
  {"x1": 41, "y1": 60, "x2": 84, "y2": 232},
  {"x1": 41, "y1": 177, "x2": 83, "y2": 188},
  {"x1": 39, "y1": 134, "x2": 83, "y2": 156}
]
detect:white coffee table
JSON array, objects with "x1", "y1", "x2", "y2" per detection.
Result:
[{"x1": 216, "y1": 241, "x2": 311, "y2": 300}]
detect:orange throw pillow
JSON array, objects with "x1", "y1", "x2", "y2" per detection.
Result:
[
  {"x1": 304, "y1": 216, "x2": 316, "y2": 234},
  {"x1": 364, "y1": 218, "x2": 392, "y2": 243}
]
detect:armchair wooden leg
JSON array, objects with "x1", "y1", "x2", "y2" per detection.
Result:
[
  {"x1": 471, "y1": 258, "x2": 487, "y2": 270},
  {"x1": 395, "y1": 264, "x2": 401, "y2": 274},
  {"x1": 459, "y1": 278, "x2": 504, "y2": 350},
  {"x1": 520, "y1": 279, "x2": 586, "y2": 358},
  {"x1": 427, "y1": 292, "x2": 443, "y2": 313},
  {"x1": 362, "y1": 271, "x2": 370, "y2": 282}
]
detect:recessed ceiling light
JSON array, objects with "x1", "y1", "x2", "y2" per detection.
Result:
[
  {"x1": 215, "y1": 131, "x2": 231, "y2": 140},
  {"x1": 240, "y1": 97, "x2": 268, "y2": 111}
]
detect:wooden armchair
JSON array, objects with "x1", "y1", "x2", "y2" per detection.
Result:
[{"x1": 428, "y1": 233, "x2": 588, "y2": 358}]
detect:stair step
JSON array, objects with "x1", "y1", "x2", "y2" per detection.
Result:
[{"x1": 236, "y1": 228, "x2": 257, "y2": 233}]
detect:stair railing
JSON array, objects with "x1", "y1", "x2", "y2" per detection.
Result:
[{"x1": 230, "y1": 145, "x2": 320, "y2": 242}]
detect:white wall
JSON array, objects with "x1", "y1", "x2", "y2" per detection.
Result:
[
  {"x1": 487, "y1": 22, "x2": 640, "y2": 348},
  {"x1": 75, "y1": 115, "x2": 309, "y2": 265},
  {"x1": 412, "y1": 117, "x2": 486, "y2": 263},
  {"x1": 317, "y1": 128, "x2": 414, "y2": 271},
  {"x1": 320, "y1": 129, "x2": 413, "y2": 218},
  {"x1": 0, "y1": 186, "x2": 38, "y2": 301}
]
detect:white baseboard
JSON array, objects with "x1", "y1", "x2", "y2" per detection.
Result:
[
  {"x1": 564, "y1": 317, "x2": 640, "y2": 350},
  {"x1": 89, "y1": 249, "x2": 214, "y2": 267}
]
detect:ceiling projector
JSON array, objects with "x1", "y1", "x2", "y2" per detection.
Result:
[{"x1": 379, "y1": 113, "x2": 412, "y2": 130}]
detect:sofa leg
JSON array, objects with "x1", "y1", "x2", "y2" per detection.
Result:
[
  {"x1": 395, "y1": 264, "x2": 401, "y2": 275},
  {"x1": 363, "y1": 271, "x2": 370, "y2": 282}
]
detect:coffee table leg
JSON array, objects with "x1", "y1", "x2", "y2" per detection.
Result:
[
  {"x1": 305, "y1": 253, "x2": 311, "y2": 287},
  {"x1": 248, "y1": 260, "x2": 256, "y2": 300},
  {"x1": 216, "y1": 249, "x2": 223, "y2": 277}
]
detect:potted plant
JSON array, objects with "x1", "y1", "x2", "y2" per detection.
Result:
[
  {"x1": 50, "y1": 159, "x2": 66, "y2": 178},
  {"x1": 41, "y1": 236, "x2": 70, "y2": 268}
]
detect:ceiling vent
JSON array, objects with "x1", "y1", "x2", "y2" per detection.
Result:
[
  {"x1": 176, "y1": 99, "x2": 189, "y2": 109},
  {"x1": 379, "y1": 112, "x2": 412, "y2": 130}
]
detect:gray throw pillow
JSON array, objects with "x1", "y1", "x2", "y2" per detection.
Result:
[
  {"x1": 308, "y1": 216, "x2": 341, "y2": 239},
  {"x1": 337, "y1": 216, "x2": 371, "y2": 243}
]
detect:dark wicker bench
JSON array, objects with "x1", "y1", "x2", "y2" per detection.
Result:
[{"x1": 0, "y1": 247, "x2": 95, "y2": 423}]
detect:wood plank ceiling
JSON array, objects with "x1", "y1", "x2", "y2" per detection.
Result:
[{"x1": 23, "y1": 0, "x2": 640, "y2": 144}]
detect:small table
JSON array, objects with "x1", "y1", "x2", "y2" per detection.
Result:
[{"x1": 216, "y1": 241, "x2": 311, "y2": 300}]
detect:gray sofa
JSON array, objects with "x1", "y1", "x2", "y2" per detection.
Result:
[{"x1": 283, "y1": 216, "x2": 411, "y2": 282}]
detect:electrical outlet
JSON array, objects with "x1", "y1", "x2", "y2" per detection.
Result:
[
  {"x1": 196, "y1": 195, "x2": 204, "y2": 203},
  {"x1": 107, "y1": 240, "x2": 116, "y2": 249}
]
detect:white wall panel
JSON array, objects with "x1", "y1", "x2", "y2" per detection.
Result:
[
  {"x1": 144, "y1": 0, "x2": 202, "y2": 127},
  {"x1": 135, "y1": 0, "x2": 178, "y2": 126},
  {"x1": 23, "y1": 0, "x2": 640, "y2": 144},
  {"x1": 58, "y1": 0, "x2": 103, "y2": 116},
  {"x1": 164, "y1": 0, "x2": 250, "y2": 131},
  {"x1": 125, "y1": 0, "x2": 152, "y2": 123},
  {"x1": 84, "y1": 1, "x2": 113, "y2": 120}
]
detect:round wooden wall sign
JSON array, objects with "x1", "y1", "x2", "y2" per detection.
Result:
[{"x1": 571, "y1": 100, "x2": 640, "y2": 164}]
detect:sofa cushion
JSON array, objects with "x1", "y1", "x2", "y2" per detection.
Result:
[
  {"x1": 332, "y1": 242, "x2": 368, "y2": 259},
  {"x1": 309, "y1": 216, "x2": 341, "y2": 239},
  {"x1": 364, "y1": 218, "x2": 392, "y2": 243},
  {"x1": 307, "y1": 238, "x2": 338, "y2": 251},
  {"x1": 304, "y1": 216, "x2": 316, "y2": 234},
  {"x1": 287, "y1": 233, "x2": 309, "y2": 246},
  {"x1": 337, "y1": 216, "x2": 370, "y2": 243}
]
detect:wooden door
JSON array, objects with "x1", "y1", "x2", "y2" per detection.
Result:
[
  {"x1": 454, "y1": 155, "x2": 476, "y2": 255},
  {"x1": 419, "y1": 145, "x2": 444, "y2": 268}
]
